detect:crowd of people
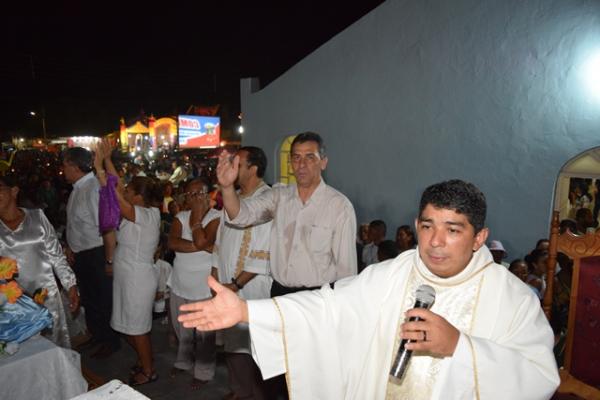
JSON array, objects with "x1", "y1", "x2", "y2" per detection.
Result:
[{"x1": 0, "y1": 132, "x2": 569, "y2": 399}]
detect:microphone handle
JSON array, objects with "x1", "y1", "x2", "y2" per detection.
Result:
[{"x1": 389, "y1": 299, "x2": 430, "y2": 383}]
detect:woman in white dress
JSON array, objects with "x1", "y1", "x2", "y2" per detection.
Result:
[
  {"x1": 167, "y1": 177, "x2": 220, "y2": 390},
  {"x1": 94, "y1": 140, "x2": 162, "y2": 386}
]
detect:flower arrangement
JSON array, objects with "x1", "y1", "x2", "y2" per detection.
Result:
[
  {"x1": 0, "y1": 256, "x2": 48, "y2": 307},
  {"x1": 0, "y1": 256, "x2": 53, "y2": 352},
  {"x1": 0, "y1": 257, "x2": 22, "y2": 304}
]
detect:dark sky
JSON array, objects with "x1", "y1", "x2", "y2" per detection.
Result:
[{"x1": 1, "y1": 3, "x2": 384, "y2": 141}]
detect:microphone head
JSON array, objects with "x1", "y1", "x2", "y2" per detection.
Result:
[{"x1": 415, "y1": 284, "x2": 436, "y2": 306}]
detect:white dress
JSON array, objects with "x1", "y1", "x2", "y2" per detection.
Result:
[
  {"x1": 168, "y1": 208, "x2": 221, "y2": 301},
  {"x1": 111, "y1": 206, "x2": 161, "y2": 335}
]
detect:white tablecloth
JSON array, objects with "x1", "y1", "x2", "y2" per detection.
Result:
[
  {"x1": 70, "y1": 380, "x2": 150, "y2": 400},
  {"x1": 0, "y1": 335, "x2": 87, "y2": 400}
]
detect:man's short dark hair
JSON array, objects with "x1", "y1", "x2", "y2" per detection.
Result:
[
  {"x1": 63, "y1": 147, "x2": 93, "y2": 173},
  {"x1": 291, "y1": 132, "x2": 326, "y2": 158},
  {"x1": 240, "y1": 146, "x2": 267, "y2": 178},
  {"x1": 419, "y1": 179, "x2": 487, "y2": 233},
  {"x1": 369, "y1": 219, "x2": 387, "y2": 236}
]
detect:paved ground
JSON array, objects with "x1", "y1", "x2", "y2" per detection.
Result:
[{"x1": 78, "y1": 315, "x2": 231, "y2": 400}]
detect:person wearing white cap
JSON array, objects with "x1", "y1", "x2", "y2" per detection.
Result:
[{"x1": 488, "y1": 240, "x2": 510, "y2": 267}]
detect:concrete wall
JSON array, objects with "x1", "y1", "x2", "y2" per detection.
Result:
[{"x1": 240, "y1": 0, "x2": 600, "y2": 258}]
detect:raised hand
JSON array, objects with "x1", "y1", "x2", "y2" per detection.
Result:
[
  {"x1": 93, "y1": 142, "x2": 105, "y2": 168},
  {"x1": 216, "y1": 150, "x2": 240, "y2": 189},
  {"x1": 401, "y1": 308, "x2": 460, "y2": 357},
  {"x1": 99, "y1": 138, "x2": 113, "y2": 160},
  {"x1": 178, "y1": 275, "x2": 248, "y2": 331}
]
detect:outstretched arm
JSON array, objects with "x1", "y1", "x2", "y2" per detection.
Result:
[{"x1": 178, "y1": 275, "x2": 248, "y2": 331}]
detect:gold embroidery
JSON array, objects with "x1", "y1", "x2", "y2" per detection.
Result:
[
  {"x1": 387, "y1": 264, "x2": 483, "y2": 399},
  {"x1": 464, "y1": 334, "x2": 481, "y2": 400},
  {"x1": 235, "y1": 229, "x2": 252, "y2": 277},
  {"x1": 468, "y1": 275, "x2": 484, "y2": 334},
  {"x1": 414, "y1": 261, "x2": 493, "y2": 287},
  {"x1": 273, "y1": 298, "x2": 292, "y2": 399},
  {"x1": 248, "y1": 250, "x2": 270, "y2": 260}
]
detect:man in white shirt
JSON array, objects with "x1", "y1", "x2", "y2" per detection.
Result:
[
  {"x1": 212, "y1": 146, "x2": 272, "y2": 400},
  {"x1": 361, "y1": 219, "x2": 386, "y2": 268},
  {"x1": 168, "y1": 160, "x2": 187, "y2": 188},
  {"x1": 179, "y1": 179, "x2": 560, "y2": 400},
  {"x1": 64, "y1": 147, "x2": 119, "y2": 358},
  {"x1": 216, "y1": 132, "x2": 357, "y2": 296},
  {"x1": 215, "y1": 132, "x2": 357, "y2": 397}
]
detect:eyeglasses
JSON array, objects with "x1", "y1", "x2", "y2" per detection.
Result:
[{"x1": 290, "y1": 153, "x2": 321, "y2": 164}]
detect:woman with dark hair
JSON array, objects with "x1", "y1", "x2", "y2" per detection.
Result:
[
  {"x1": 0, "y1": 174, "x2": 80, "y2": 347},
  {"x1": 395, "y1": 225, "x2": 417, "y2": 253},
  {"x1": 95, "y1": 140, "x2": 163, "y2": 386},
  {"x1": 167, "y1": 177, "x2": 220, "y2": 390}
]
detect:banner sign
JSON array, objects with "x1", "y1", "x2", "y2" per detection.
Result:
[{"x1": 178, "y1": 115, "x2": 220, "y2": 148}]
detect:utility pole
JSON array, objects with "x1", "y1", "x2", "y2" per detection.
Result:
[{"x1": 41, "y1": 106, "x2": 47, "y2": 140}]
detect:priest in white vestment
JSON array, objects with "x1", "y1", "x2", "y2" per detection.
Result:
[{"x1": 179, "y1": 179, "x2": 560, "y2": 399}]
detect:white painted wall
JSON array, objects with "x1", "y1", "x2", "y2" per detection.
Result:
[{"x1": 240, "y1": 0, "x2": 600, "y2": 258}]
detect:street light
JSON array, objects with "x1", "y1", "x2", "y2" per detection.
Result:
[{"x1": 29, "y1": 109, "x2": 47, "y2": 140}]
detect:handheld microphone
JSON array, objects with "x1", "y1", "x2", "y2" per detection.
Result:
[{"x1": 389, "y1": 284, "x2": 436, "y2": 384}]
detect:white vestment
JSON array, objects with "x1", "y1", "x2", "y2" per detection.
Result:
[
  {"x1": 247, "y1": 246, "x2": 559, "y2": 399},
  {"x1": 213, "y1": 183, "x2": 273, "y2": 354}
]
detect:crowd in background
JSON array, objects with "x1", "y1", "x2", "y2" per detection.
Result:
[{"x1": 0, "y1": 140, "x2": 575, "y2": 396}]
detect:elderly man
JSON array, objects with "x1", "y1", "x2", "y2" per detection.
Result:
[
  {"x1": 215, "y1": 132, "x2": 356, "y2": 398},
  {"x1": 215, "y1": 132, "x2": 357, "y2": 295},
  {"x1": 63, "y1": 147, "x2": 119, "y2": 358},
  {"x1": 179, "y1": 179, "x2": 559, "y2": 400}
]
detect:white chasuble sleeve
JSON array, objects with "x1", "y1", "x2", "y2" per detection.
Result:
[
  {"x1": 438, "y1": 282, "x2": 559, "y2": 400},
  {"x1": 248, "y1": 289, "x2": 349, "y2": 399},
  {"x1": 247, "y1": 257, "x2": 411, "y2": 400},
  {"x1": 248, "y1": 298, "x2": 287, "y2": 379}
]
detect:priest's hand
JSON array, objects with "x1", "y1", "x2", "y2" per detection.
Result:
[
  {"x1": 401, "y1": 308, "x2": 460, "y2": 357},
  {"x1": 216, "y1": 150, "x2": 239, "y2": 190},
  {"x1": 178, "y1": 275, "x2": 248, "y2": 331}
]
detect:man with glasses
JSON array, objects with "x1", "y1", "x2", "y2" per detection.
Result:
[{"x1": 168, "y1": 178, "x2": 221, "y2": 389}]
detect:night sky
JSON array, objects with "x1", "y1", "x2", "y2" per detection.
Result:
[{"x1": 1, "y1": 3, "x2": 384, "y2": 141}]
